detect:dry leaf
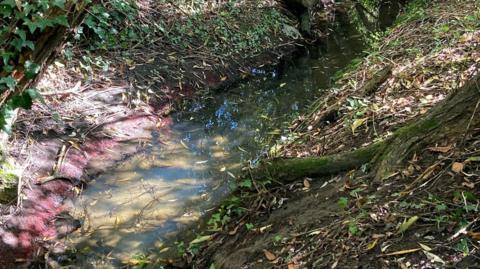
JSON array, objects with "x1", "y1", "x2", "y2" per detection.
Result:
[
  {"x1": 303, "y1": 178, "x2": 311, "y2": 188},
  {"x1": 423, "y1": 250, "x2": 445, "y2": 264},
  {"x1": 263, "y1": 249, "x2": 277, "y2": 261},
  {"x1": 383, "y1": 248, "x2": 421, "y2": 256},
  {"x1": 418, "y1": 243, "x2": 432, "y2": 251},
  {"x1": 452, "y1": 162, "x2": 464, "y2": 173},
  {"x1": 467, "y1": 231, "x2": 480, "y2": 240},
  {"x1": 427, "y1": 146, "x2": 451, "y2": 153},
  {"x1": 288, "y1": 262, "x2": 295, "y2": 269}
]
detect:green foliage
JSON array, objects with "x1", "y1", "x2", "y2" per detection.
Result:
[
  {"x1": 0, "y1": 156, "x2": 19, "y2": 204},
  {"x1": 207, "y1": 195, "x2": 244, "y2": 231},
  {"x1": 77, "y1": 0, "x2": 290, "y2": 58},
  {"x1": 0, "y1": 0, "x2": 71, "y2": 131},
  {"x1": 338, "y1": 196, "x2": 349, "y2": 209}
]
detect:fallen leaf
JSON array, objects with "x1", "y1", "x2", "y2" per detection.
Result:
[
  {"x1": 288, "y1": 262, "x2": 295, "y2": 269},
  {"x1": 418, "y1": 243, "x2": 432, "y2": 251},
  {"x1": 397, "y1": 216, "x2": 419, "y2": 234},
  {"x1": 263, "y1": 249, "x2": 277, "y2": 261},
  {"x1": 366, "y1": 238, "x2": 379, "y2": 251},
  {"x1": 190, "y1": 235, "x2": 212, "y2": 245},
  {"x1": 467, "y1": 231, "x2": 480, "y2": 240},
  {"x1": 452, "y1": 162, "x2": 464, "y2": 173},
  {"x1": 423, "y1": 250, "x2": 445, "y2": 264},
  {"x1": 383, "y1": 248, "x2": 421, "y2": 256},
  {"x1": 303, "y1": 178, "x2": 311, "y2": 188},
  {"x1": 427, "y1": 146, "x2": 451, "y2": 153},
  {"x1": 466, "y1": 156, "x2": 480, "y2": 162},
  {"x1": 351, "y1": 118, "x2": 368, "y2": 134}
]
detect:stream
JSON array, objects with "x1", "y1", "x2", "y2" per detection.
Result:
[{"x1": 65, "y1": 27, "x2": 364, "y2": 268}]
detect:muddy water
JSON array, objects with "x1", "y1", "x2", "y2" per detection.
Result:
[{"x1": 66, "y1": 30, "x2": 364, "y2": 267}]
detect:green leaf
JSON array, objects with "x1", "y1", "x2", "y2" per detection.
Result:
[
  {"x1": 239, "y1": 179, "x2": 252, "y2": 188},
  {"x1": 209, "y1": 264, "x2": 216, "y2": 269},
  {"x1": 52, "y1": 0, "x2": 65, "y2": 9},
  {"x1": 15, "y1": 29, "x2": 26, "y2": 41},
  {"x1": 338, "y1": 197, "x2": 348, "y2": 209},
  {"x1": 457, "y1": 238, "x2": 469, "y2": 256},
  {"x1": 1, "y1": 52, "x2": 14, "y2": 65},
  {"x1": 0, "y1": 104, "x2": 16, "y2": 133},
  {"x1": 0, "y1": 76, "x2": 16, "y2": 89},
  {"x1": 245, "y1": 223, "x2": 254, "y2": 230},
  {"x1": 24, "y1": 60, "x2": 40, "y2": 78},
  {"x1": 10, "y1": 92, "x2": 33, "y2": 109},
  {"x1": 348, "y1": 222, "x2": 358, "y2": 235},
  {"x1": 53, "y1": 15, "x2": 69, "y2": 27},
  {"x1": 189, "y1": 235, "x2": 212, "y2": 245},
  {"x1": 397, "y1": 216, "x2": 419, "y2": 234},
  {"x1": 23, "y1": 18, "x2": 37, "y2": 33},
  {"x1": 25, "y1": 88, "x2": 45, "y2": 104}
]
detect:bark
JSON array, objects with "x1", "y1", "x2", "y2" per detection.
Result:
[{"x1": 258, "y1": 72, "x2": 480, "y2": 182}]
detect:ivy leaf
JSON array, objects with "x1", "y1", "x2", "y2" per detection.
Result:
[
  {"x1": 15, "y1": 28, "x2": 26, "y2": 41},
  {"x1": 0, "y1": 0, "x2": 16, "y2": 8},
  {"x1": 10, "y1": 92, "x2": 33, "y2": 109},
  {"x1": 24, "y1": 60, "x2": 40, "y2": 78},
  {"x1": 53, "y1": 15, "x2": 69, "y2": 27},
  {"x1": 10, "y1": 37, "x2": 34, "y2": 51},
  {"x1": 52, "y1": 0, "x2": 65, "y2": 9},
  {"x1": 25, "y1": 88, "x2": 45, "y2": 104},
  {"x1": 0, "y1": 104, "x2": 16, "y2": 133},
  {"x1": 1, "y1": 51, "x2": 14, "y2": 65},
  {"x1": 23, "y1": 18, "x2": 37, "y2": 33},
  {"x1": 0, "y1": 76, "x2": 16, "y2": 89}
]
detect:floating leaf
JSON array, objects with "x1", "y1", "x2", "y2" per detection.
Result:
[{"x1": 397, "y1": 216, "x2": 419, "y2": 234}]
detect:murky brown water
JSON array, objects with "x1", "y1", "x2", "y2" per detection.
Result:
[{"x1": 64, "y1": 27, "x2": 364, "y2": 267}]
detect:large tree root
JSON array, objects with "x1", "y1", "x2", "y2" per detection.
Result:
[{"x1": 259, "y1": 72, "x2": 480, "y2": 182}]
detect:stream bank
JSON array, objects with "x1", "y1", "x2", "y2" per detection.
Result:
[
  {"x1": 0, "y1": 1, "x2": 353, "y2": 268},
  {"x1": 189, "y1": 0, "x2": 480, "y2": 268}
]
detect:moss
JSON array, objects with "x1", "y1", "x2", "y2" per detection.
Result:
[
  {"x1": 394, "y1": 117, "x2": 439, "y2": 138},
  {"x1": 0, "y1": 157, "x2": 18, "y2": 204}
]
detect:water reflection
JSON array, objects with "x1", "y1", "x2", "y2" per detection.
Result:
[{"x1": 66, "y1": 28, "x2": 364, "y2": 267}]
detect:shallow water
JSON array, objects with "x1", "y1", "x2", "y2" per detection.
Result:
[{"x1": 66, "y1": 28, "x2": 364, "y2": 267}]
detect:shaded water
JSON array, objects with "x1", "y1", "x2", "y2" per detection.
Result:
[{"x1": 66, "y1": 28, "x2": 364, "y2": 267}]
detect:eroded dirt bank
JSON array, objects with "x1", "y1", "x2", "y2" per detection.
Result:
[{"x1": 190, "y1": 1, "x2": 480, "y2": 268}]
